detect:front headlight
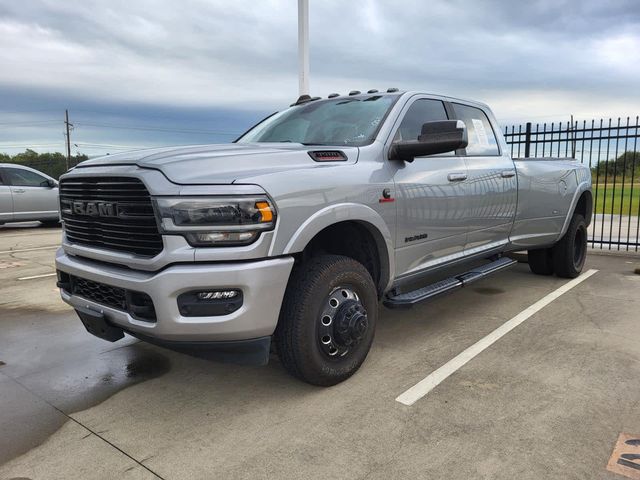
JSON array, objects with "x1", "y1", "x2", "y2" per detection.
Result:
[{"x1": 154, "y1": 196, "x2": 276, "y2": 247}]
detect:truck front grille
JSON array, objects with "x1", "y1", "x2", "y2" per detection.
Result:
[{"x1": 59, "y1": 177, "x2": 163, "y2": 257}]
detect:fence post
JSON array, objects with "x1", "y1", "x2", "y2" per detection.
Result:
[{"x1": 524, "y1": 122, "x2": 532, "y2": 158}]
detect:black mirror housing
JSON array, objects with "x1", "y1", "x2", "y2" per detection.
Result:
[{"x1": 389, "y1": 120, "x2": 468, "y2": 162}]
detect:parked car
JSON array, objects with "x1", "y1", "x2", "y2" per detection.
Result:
[
  {"x1": 0, "y1": 164, "x2": 60, "y2": 226},
  {"x1": 55, "y1": 90, "x2": 592, "y2": 385}
]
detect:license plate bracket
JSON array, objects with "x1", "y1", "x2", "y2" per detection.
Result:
[{"x1": 76, "y1": 306, "x2": 124, "y2": 342}]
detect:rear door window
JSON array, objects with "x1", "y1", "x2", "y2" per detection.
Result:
[{"x1": 451, "y1": 103, "x2": 500, "y2": 156}]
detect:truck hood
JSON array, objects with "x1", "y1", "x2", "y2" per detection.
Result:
[{"x1": 76, "y1": 143, "x2": 359, "y2": 184}]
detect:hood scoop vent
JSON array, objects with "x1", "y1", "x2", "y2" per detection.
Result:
[{"x1": 308, "y1": 150, "x2": 348, "y2": 162}]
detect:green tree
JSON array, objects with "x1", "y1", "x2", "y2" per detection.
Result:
[
  {"x1": 592, "y1": 151, "x2": 640, "y2": 181},
  {"x1": 1, "y1": 149, "x2": 89, "y2": 179}
]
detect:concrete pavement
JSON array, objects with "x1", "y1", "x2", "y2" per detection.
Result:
[{"x1": 1, "y1": 222, "x2": 639, "y2": 479}]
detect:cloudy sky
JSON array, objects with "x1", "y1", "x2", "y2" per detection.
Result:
[{"x1": 1, "y1": 0, "x2": 639, "y2": 156}]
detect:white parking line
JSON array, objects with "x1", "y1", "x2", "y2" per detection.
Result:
[
  {"x1": 395, "y1": 269, "x2": 599, "y2": 406},
  {"x1": 17, "y1": 273, "x2": 57, "y2": 281},
  {"x1": 0, "y1": 246, "x2": 59, "y2": 255}
]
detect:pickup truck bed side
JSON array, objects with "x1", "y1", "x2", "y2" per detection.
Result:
[{"x1": 511, "y1": 158, "x2": 592, "y2": 248}]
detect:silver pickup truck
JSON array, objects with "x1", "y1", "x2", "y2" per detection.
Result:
[{"x1": 55, "y1": 90, "x2": 592, "y2": 385}]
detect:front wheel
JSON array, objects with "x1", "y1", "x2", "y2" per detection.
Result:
[
  {"x1": 553, "y1": 214, "x2": 588, "y2": 278},
  {"x1": 275, "y1": 254, "x2": 378, "y2": 386}
]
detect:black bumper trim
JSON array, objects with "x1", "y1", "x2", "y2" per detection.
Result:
[{"x1": 124, "y1": 329, "x2": 272, "y2": 366}]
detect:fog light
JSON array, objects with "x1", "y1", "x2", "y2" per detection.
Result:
[
  {"x1": 177, "y1": 289, "x2": 243, "y2": 317},
  {"x1": 197, "y1": 290, "x2": 239, "y2": 300}
]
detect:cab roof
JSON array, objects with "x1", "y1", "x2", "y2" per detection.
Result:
[{"x1": 290, "y1": 89, "x2": 491, "y2": 111}]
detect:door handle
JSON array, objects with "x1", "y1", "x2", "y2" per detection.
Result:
[
  {"x1": 13, "y1": 189, "x2": 26, "y2": 193},
  {"x1": 500, "y1": 170, "x2": 516, "y2": 178},
  {"x1": 447, "y1": 173, "x2": 467, "y2": 182}
]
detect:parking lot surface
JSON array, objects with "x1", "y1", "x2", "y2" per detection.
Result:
[{"x1": 1, "y1": 222, "x2": 639, "y2": 480}]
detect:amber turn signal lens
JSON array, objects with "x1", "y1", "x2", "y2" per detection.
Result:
[{"x1": 255, "y1": 201, "x2": 273, "y2": 222}]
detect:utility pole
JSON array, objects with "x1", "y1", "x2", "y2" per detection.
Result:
[
  {"x1": 570, "y1": 114, "x2": 576, "y2": 159},
  {"x1": 298, "y1": 0, "x2": 309, "y2": 96},
  {"x1": 64, "y1": 109, "x2": 72, "y2": 169}
]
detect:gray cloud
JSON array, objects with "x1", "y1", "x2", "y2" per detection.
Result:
[{"x1": 1, "y1": 0, "x2": 639, "y2": 155}]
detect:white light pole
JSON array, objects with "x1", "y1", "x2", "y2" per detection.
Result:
[{"x1": 298, "y1": 0, "x2": 309, "y2": 96}]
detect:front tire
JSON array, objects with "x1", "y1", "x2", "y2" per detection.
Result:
[
  {"x1": 553, "y1": 214, "x2": 588, "y2": 278},
  {"x1": 275, "y1": 254, "x2": 377, "y2": 386}
]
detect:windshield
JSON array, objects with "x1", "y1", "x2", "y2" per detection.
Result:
[{"x1": 236, "y1": 94, "x2": 399, "y2": 146}]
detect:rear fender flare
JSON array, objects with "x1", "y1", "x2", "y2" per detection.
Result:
[{"x1": 557, "y1": 181, "x2": 592, "y2": 241}]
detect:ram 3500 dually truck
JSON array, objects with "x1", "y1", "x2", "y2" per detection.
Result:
[{"x1": 55, "y1": 90, "x2": 592, "y2": 385}]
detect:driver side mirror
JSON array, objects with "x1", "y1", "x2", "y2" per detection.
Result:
[
  {"x1": 388, "y1": 120, "x2": 468, "y2": 162},
  {"x1": 41, "y1": 179, "x2": 57, "y2": 188}
]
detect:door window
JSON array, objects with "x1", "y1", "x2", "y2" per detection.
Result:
[
  {"x1": 394, "y1": 99, "x2": 449, "y2": 142},
  {"x1": 451, "y1": 103, "x2": 500, "y2": 156},
  {"x1": 4, "y1": 168, "x2": 48, "y2": 187}
]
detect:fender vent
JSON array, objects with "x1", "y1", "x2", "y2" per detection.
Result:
[{"x1": 308, "y1": 150, "x2": 348, "y2": 162}]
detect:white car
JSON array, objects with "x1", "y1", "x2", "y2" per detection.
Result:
[{"x1": 0, "y1": 163, "x2": 60, "y2": 226}]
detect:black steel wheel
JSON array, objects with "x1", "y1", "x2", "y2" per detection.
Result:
[
  {"x1": 317, "y1": 287, "x2": 369, "y2": 359},
  {"x1": 275, "y1": 254, "x2": 377, "y2": 386}
]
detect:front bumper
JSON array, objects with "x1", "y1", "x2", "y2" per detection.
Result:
[{"x1": 56, "y1": 248, "x2": 294, "y2": 343}]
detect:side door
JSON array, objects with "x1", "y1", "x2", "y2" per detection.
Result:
[
  {"x1": 450, "y1": 103, "x2": 517, "y2": 254},
  {"x1": 4, "y1": 167, "x2": 59, "y2": 221},
  {"x1": 0, "y1": 169, "x2": 14, "y2": 223},
  {"x1": 389, "y1": 97, "x2": 469, "y2": 277}
]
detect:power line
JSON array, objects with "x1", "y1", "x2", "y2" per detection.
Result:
[
  {"x1": 0, "y1": 143, "x2": 64, "y2": 148},
  {"x1": 0, "y1": 120, "x2": 61, "y2": 127},
  {"x1": 0, "y1": 108, "x2": 61, "y2": 115},
  {"x1": 69, "y1": 107, "x2": 259, "y2": 126},
  {"x1": 74, "y1": 142, "x2": 146, "y2": 149},
  {"x1": 0, "y1": 117, "x2": 241, "y2": 136},
  {"x1": 73, "y1": 121, "x2": 238, "y2": 136}
]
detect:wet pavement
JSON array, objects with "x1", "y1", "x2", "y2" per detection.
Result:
[{"x1": 1, "y1": 222, "x2": 640, "y2": 479}]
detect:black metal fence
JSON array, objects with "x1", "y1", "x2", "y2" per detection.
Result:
[{"x1": 504, "y1": 118, "x2": 640, "y2": 252}]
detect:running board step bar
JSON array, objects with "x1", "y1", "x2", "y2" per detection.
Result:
[{"x1": 383, "y1": 257, "x2": 517, "y2": 309}]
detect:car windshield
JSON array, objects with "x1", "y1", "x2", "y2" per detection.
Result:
[{"x1": 236, "y1": 94, "x2": 399, "y2": 146}]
